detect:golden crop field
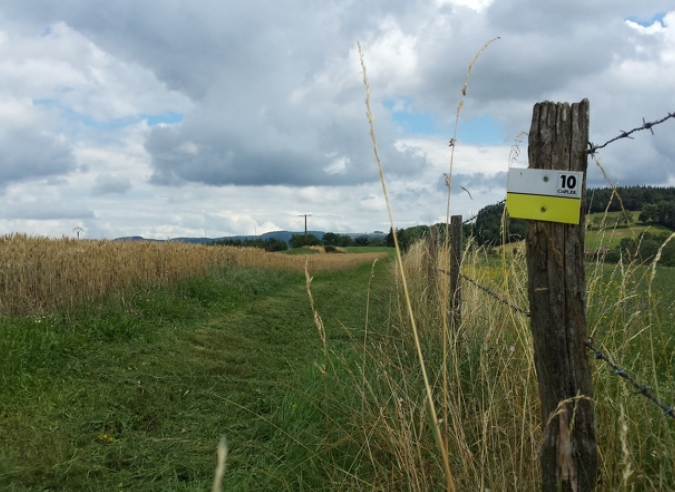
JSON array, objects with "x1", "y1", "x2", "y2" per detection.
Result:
[{"x1": 0, "y1": 234, "x2": 388, "y2": 316}]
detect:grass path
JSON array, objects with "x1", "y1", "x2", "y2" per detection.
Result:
[{"x1": 0, "y1": 256, "x2": 392, "y2": 491}]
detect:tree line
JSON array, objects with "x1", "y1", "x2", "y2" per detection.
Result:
[
  {"x1": 586, "y1": 186, "x2": 675, "y2": 215},
  {"x1": 212, "y1": 185, "x2": 675, "y2": 253},
  {"x1": 211, "y1": 237, "x2": 289, "y2": 251},
  {"x1": 285, "y1": 232, "x2": 388, "y2": 249},
  {"x1": 473, "y1": 185, "x2": 675, "y2": 246},
  {"x1": 212, "y1": 232, "x2": 387, "y2": 251},
  {"x1": 385, "y1": 223, "x2": 475, "y2": 252}
]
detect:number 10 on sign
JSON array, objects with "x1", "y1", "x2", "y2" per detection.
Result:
[
  {"x1": 560, "y1": 174, "x2": 577, "y2": 190},
  {"x1": 506, "y1": 168, "x2": 584, "y2": 224}
]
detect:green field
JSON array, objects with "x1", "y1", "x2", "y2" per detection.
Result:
[
  {"x1": 0, "y1": 254, "x2": 393, "y2": 490},
  {"x1": 585, "y1": 211, "x2": 673, "y2": 250},
  {"x1": 2, "y1": 242, "x2": 675, "y2": 490},
  {"x1": 500, "y1": 211, "x2": 674, "y2": 254}
]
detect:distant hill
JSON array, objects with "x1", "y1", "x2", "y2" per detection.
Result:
[{"x1": 113, "y1": 236, "x2": 163, "y2": 242}]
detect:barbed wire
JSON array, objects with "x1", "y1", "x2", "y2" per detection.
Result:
[
  {"x1": 459, "y1": 113, "x2": 674, "y2": 226},
  {"x1": 457, "y1": 273, "x2": 531, "y2": 316},
  {"x1": 585, "y1": 337, "x2": 675, "y2": 420},
  {"x1": 587, "y1": 111, "x2": 675, "y2": 155},
  {"x1": 446, "y1": 271, "x2": 675, "y2": 420},
  {"x1": 462, "y1": 199, "x2": 506, "y2": 225},
  {"x1": 462, "y1": 214, "x2": 478, "y2": 225}
]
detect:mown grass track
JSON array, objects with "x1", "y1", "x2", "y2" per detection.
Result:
[{"x1": 0, "y1": 253, "x2": 393, "y2": 491}]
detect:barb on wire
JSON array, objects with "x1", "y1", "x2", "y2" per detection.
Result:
[
  {"x1": 587, "y1": 111, "x2": 675, "y2": 155},
  {"x1": 457, "y1": 273, "x2": 531, "y2": 316},
  {"x1": 585, "y1": 338, "x2": 675, "y2": 420}
]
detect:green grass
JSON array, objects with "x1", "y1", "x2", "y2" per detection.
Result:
[
  {"x1": 389, "y1": 239, "x2": 675, "y2": 490},
  {"x1": 0, "y1": 258, "x2": 393, "y2": 491},
  {"x1": 500, "y1": 211, "x2": 673, "y2": 254},
  {"x1": 585, "y1": 211, "x2": 673, "y2": 250},
  {"x1": 4, "y1": 239, "x2": 675, "y2": 490},
  {"x1": 584, "y1": 258, "x2": 675, "y2": 489},
  {"x1": 345, "y1": 246, "x2": 392, "y2": 254}
]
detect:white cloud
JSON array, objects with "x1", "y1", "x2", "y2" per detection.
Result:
[
  {"x1": 359, "y1": 193, "x2": 387, "y2": 212},
  {"x1": 0, "y1": 21, "x2": 192, "y2": 121},
  {"x1": 435, "y1": 0, "x2": 495, "y2": 12},
  {"x1": 0, "y1": 2, "x2": 672, "y2": 239},
  {"x1": 396, "y1": 138, "x2": 512, "y2": 176},
  {"x1": 324, "y1": 157, "x2": 350, "y2": 175},
  {"x1": 359, "y1": 16, "x2": 419, "y2": 93}
]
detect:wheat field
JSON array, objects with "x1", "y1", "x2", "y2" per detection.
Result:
[{"x1": 0, "y1": 234, "x2": 387, "y2": 316}]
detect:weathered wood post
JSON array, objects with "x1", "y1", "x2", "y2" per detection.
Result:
[
  {"x1": 526, "y1": 100, "x2": 597, "y2": 491},
  {"x1": 450, "y1": 215, "x2": 462, "y2": 328}
]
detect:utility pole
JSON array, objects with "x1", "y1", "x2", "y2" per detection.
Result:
[{"x1": 298, "y1": 214, "x2": 312, "y2": 237}]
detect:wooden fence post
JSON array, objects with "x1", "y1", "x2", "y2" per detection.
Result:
[
  {"x1": 526, "y1": 100, "x2": 598, "y2": 491},
  {"x1": 450, "y1": 215, "x2": 462, "y2": 328}
]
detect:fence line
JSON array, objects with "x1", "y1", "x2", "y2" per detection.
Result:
[
  {"x1": 462, "y1": 199, "x2": 505, "y2": 225},
  {"x1": 448, "y1": 270, "x2": 675, "y2": 421},
  {"x1": 457, "y1": 273, "x2": 531, "y2": 317},
  {"x1": 587, "y1": 111, "x2": 675, "y2": 155},
  {"x1": 585, "y1": 338, "x2": 675, "y2": 420},
  {"x1": 433, "y1": 106, "x2": 675, "y2": 441}
]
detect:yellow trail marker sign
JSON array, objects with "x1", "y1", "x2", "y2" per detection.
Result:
[{"x1": 506, "y1": 168, "x2": 584, "y2": 225}]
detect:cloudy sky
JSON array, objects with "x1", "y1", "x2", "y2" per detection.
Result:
[{"x1": 0, "y1": 1, "x2": 673, "y2": 239}]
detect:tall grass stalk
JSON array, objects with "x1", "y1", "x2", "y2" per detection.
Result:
[
  {"x1": 396, "y1": 225, "x2": 673, "y2": 489},
  {"x1": 444, "y1": 36, "x2": 500, "y2": 226},
  {"x1": 442, "y1": 38, "x2": 500, "y2": 468},
  {"x1": 359, "y1": 42, "x2": 456, "y2": 491}
]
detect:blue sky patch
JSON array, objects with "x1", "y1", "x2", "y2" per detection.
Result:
[
  {"x1": 626, "y1": 12, "x2": 666, "y2": 27},
  {"x1": 456, "y1": 114, "x2": 504, "y2": 145},
  {"x1": 391, "y1": 110, "x2": 438, "y2": 135},
  {"x1": 385, "y1": 98, "x2": 504, "y2": 145},
  {"x1": 32, "y1": 98, "x2": 56, "y2": 106},
  {"x1": 385, "y1": 98, "x2": 439, "y2": 135},
  {"x1": 32, "y1": 99, "x2": 184, "y2": 131}
]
